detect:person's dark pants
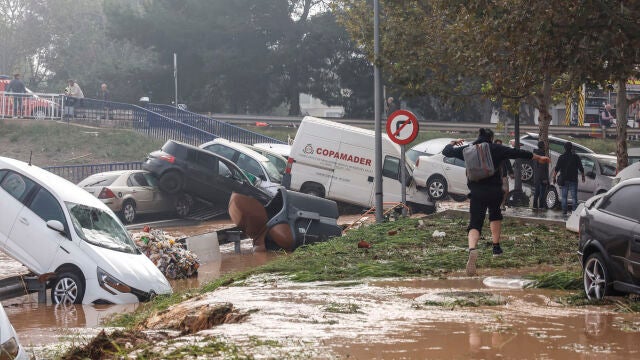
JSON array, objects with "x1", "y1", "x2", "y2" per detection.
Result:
[
  {"x1": 533, "y1": 182, "x2": 546, "y2": 209},
  {"x1": 468, "y1": 186, "x2": 503, "y2": 233},
  {"x1": 12, "y1": 95, "x2": 23, "y2": 116},
  {"x1": 561, "y1": 181, "x2": 578, "y2": 214}
]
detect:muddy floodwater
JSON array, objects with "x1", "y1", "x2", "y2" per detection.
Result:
[{"x1": 2, "y1": 206, "x2": 638, "y2": 359}]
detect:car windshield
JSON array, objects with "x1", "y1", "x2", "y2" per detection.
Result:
[
  {"x1": 262, "y1": 160, "x2": 282, "y2": 183},
  {"x1": 66, "y1": 202, "x2": 139, "y2": 254},
  {"x1": 406, "y1": 149, "x2": 430, "y2": 164},
  {"x1": 598, "y1": 159, "x2": 617, "y2": 176}
]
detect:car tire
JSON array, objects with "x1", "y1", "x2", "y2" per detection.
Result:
[
  {"x1": 121, "y1": 200, "x2": 136, "y2": 224},
  {"x1": 159, "y1": 171, "x2": 184, "y2": 194},
  {"x1": 300, "y1": 183, "x2": 324, "y2": 198},
  {"x1": 426, "y1": 175, "x2": 448, "y2": 201},
  {"x1": 521, "y1": 161, "x2": 534, "y2": 183},
  {"x1": 450, "y1": 193, "x2": 468, "y2": 202},
  {"x1": 583, "y1": 253, "x2": 611, "y2": 301},
  {"x1": 545, "y1": 186, "x2": 559, "y2": 209},
  {"x1": 51, "y1": 271, "x2": 85, "y2": 305},
  {"x1": 176, "y1": 195, "x2": 192, "y2": 218}
]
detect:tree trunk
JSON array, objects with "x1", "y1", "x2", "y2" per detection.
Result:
[
  {"x1": 536, "y1": 74, "x2": 553, "y2": 157},
  {"x1": 615, "y1": 78, "x2": 629, "y2": 171}
]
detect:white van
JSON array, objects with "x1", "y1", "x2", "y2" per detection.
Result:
[
  {"x1": 0, "y1": 157, "x2": 172, "y2": 305},
  {"x1": 286, "y1": 117, "x2": 435, "y2": 213}
]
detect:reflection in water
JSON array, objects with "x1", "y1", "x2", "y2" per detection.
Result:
[{"x1": 6, "y1": 249, "x2": 277, "y2": 346}]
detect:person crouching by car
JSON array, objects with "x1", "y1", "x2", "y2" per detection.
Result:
[{"x1": 442, "y1": 128, "x2": 550, "y2": 276}]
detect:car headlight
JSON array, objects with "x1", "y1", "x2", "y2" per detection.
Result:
[
  {"x1": 0, "y1": 337, "x2": 20, "y2": 360},
  {"x1": 97, "y1": 267, "x2": 131, "y2": 294}
]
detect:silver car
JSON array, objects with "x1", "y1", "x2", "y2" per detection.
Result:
[
  {"x1": 545, "y1": 153, "x2": 617, "y2": 209},
  {"x1": 512, "y1": 133, "x2": 594, "y2": 183},
  {"x1": 78, "y1": 170, "x2": 190, "y2": 223}
]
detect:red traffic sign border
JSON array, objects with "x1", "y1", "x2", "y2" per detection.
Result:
[{"x1": 386, "y1": 110, "x2": 419, "y2": 145}]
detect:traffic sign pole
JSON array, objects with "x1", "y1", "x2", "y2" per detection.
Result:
[
  {"x1": 400, "y1": 145, "x2": 407, "y2": 215},
  {"x1": 386, "y1": 110, "x2": 419, "y2": 214}
]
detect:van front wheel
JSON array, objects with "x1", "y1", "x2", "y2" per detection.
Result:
[{"x1": 300, "y1": 183, "x2": 325, "y2": 198}]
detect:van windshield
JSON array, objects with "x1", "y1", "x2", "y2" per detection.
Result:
[{"x1": 66, "y1": 203, "x2": 139, "y2": 254}]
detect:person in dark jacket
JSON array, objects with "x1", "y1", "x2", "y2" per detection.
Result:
[
  {"x1": 443, "y1": 128, "x2": 550, "y2": 276},
  {"x1": 552, "y1": 142, "x2": 585, "y2": 216},
  {"x1": 532, "y1": 141, "x2": 550, "y2": 210},
  {"x1": 494, "y1": 139, "x2": 514, "y2": 210},
  {"x1": 6, "y1": 73, "x2": 26, "y2": 117}
]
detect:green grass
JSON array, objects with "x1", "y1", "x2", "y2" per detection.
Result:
[{"x1": 526, "y1": 270, "x2": 583, "y2": 290}]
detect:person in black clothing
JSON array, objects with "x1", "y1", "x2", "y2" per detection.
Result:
[
  {"x1": 443, "y1": 128, "x2": 550, "y2": 276},
  {"x1": 552, "y1": 142, "x2": 585, "y2": 216},
  {"x1": 6, "y1": 73, "x2": 26, "y2": 117},
  {"x1": 494, "y1": 139, "x2": 514, "y2": 210},
  {"x1": 532, "y1": 141, "x2": 550, "y2": 210}
]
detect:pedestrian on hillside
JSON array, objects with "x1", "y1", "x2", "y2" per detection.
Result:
[
  {"x1": 64, "y1": 79, "x2": 84, "y2": 117},
  {"x1": 442, "y1": 128, "x2": 550, "y2": 276},
  {"x1": 6, "y1": 73, "x2": 26, "y2": 118},
  {"x1": 532, "y1": 140, "x2": 550, "y2": 210},
  {"x1": 385, "y1": 97, "x2": 398, "y2": 116},
  {"x1": 99, "y1": 83, "x2": 110, "y2": 119},
  {"x1": 493, "y1": 139, "x2": 514, "y2": 211},
  {"x1": 552, "y1": 142, "x2": 585, "y2": 217}
]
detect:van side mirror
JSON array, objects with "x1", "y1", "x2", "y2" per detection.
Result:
[{"x1": 46, "y1": 220, "x2": 66, "y2": 236}]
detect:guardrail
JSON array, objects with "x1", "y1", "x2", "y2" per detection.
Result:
[
  {"x1": 45, "y1": 161, "x2": 143, "y2": 184},
  {"x1": 1, "y1": 91, "x2": 62, "y2": 120}
]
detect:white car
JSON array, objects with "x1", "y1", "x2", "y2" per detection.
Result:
[
  {"x1": 253, "y1": 143, "x2": 291, "y2": 159},
  {"x1": 246, "y1": 145, "x2": 288, "y2": 175},
  {"x1": 0, "y1": 156, "x2": 172, "y2": 304},
  {"x1": 406, "y1": 138, "x2": 456, "y2": 164},
  {"x1": 413, "y1": 153, "x2": 469, "y2": 201},
  {"x1": 200, "y1": 138, "x2": 283, "y2": 196},
  {"x1": 611, "y1": 161, "x2": 640, "y2": 187},
  {"x1": 0, "y1": 303, "x2": 28, "y2": 360}
]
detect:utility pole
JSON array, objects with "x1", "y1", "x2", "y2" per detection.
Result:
[
  {"x1": 373, "y1": 0, "x2": 383, "y2": 223},
  {"x1": 174, "y1": 53, "x2": 178, "y2": 119}
]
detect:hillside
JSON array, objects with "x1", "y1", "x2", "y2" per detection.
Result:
[{"x1": 0, "y1": 119, "x2": 165, "y2": 167}]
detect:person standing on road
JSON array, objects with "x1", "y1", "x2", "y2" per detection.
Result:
[
  {"x1": 552, "y1": 142, "x2": 585, "y2": 217},
  {"x1": 493, "y1": 139, "x2": 514, "y2": 211},
  {"x1": 532, "y1": 141, "x2": 550, "y2": 210},
  {"x1": 6, "y1": 73, "x2": 26, "y2": 118},
  {"x1": 442, "y1": 128, "x2": 550, "y2": 276}
]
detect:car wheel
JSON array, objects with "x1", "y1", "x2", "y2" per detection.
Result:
[
  {"x1": 301, "y1": 183, "x2": 324, "y2": 198},
  {"x1": 159, "y1": 171, "x2": 184, "y2": 194},
  {"x1": 426, "y1": 175, "x2": 448, "y2": 201},
  {"x1": 521, "y1": 161, "x2": 534, "y2": 182},
  {"x1": 583, "y1": 253, "x2": 611, "y2": 301},
  {"x1": 51, "y1": 271, "x2": 85, "y2": 305},
  {"x1": 450, "y1": 193, "x2": 468, "y2": 202},
  {"x1": 545, "y1": 187, "x2": 559, "y2": 209},
  {"x1": 121, "y1": 200, "x2": 136, "y2": 223},
  {"x1": 176, "y1": 195, "x2": 192, "y2": 218}
]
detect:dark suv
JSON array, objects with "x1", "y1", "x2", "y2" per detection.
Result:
[
  {"x1": 578, "y1": 178, "x2": 640, "y2": 300},
  {"x1": 143, "y1": 140, "x2": 272, "y2": 206}
]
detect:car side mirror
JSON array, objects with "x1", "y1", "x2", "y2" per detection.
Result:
[
  {"x1": 46, "y1": 220, "x2": 66, "y2": 236},
  {"x1": 586, "y1": 171, "x2": 596, "y2": 179}
]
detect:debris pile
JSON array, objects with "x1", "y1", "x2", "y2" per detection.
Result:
[{"x1": 131, "y1": 228, "x2": 200, "y2": 279}]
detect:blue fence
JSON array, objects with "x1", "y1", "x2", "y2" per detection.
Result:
[
  {"x1": 147, "y1": 103, "x2": 284, "y2": 145},
  {"x1": 45, "y1": 161, "x2": 143, "y2": 184}
]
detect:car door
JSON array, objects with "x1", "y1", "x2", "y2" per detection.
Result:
[
  {"x1": 381, "y1": 156, "x2": 405, "y2": 203},
  {"x1": 595, "y1": 185, "x2": 639, "y2": 279},
  {"x1": 0, "y1": 171, "x2": 36, "y2": 251},
  {"x1": 192, "y1": 151, "x2": 227, "y2": 204},
  {"x1": 579, "y1": 155, "x2": 597, "y2": 201},
  {"x1": 7, "y1": 185, "x2": 67, "y2": 274},
  {"x1": 126, "y1": 172, "x2": 154, "y2": 212},
  {"x1": 442, "y1": 156, "x2": 468, "y2": 195}
]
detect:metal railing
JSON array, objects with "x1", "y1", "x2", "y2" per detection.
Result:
[
  {"x1": 0, "y1": 91, "x2": 63, "y2": 120},
  {"x1": 44, "y1": 161, "x2": 143, "y2": 184},
  {"x1": 147, "y1": 103, "x2": 285, "y2": 145}
]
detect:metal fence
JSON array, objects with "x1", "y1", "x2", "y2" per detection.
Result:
[
  {"x1": 0, "y1": 91, "x2": 63, "y2": 120},
  {"x1": 147, "y1": 103, "x2": 285, "y2": 145},
  {"x1": 44, "y1": 161, "x2": 143, "y2": 184}
]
